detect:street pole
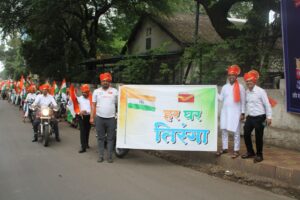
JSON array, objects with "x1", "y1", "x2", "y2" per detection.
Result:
[
  {"x1": 195, "y1": 0, "x2": 200, "y2": 40},
  {"x1": 183, "y1": 0, "x2": 200, "y2": 84}
]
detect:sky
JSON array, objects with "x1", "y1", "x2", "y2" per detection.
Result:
[{"x1": 0, "y1": 62, "x2": 4, "y2": 72}]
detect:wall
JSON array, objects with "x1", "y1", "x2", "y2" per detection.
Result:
[{"x1": 127, "y1": 19, "x2": 182, "y2": 54}]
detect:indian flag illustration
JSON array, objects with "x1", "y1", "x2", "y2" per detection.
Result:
[{"x1": 127, "y1": 91, "x2": 156, "y2": 112}]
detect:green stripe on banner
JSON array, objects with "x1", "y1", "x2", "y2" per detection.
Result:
[{"x1": 128, "y1": 103, "x2": 155, "y2": 111}]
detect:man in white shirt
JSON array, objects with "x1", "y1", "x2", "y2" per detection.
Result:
[
  {"x1": 242, "y1": 70, "x2": 272, "y2": 163},
  {"x1": 24, "y1": 85, "x2": 37, "y2": 122},
  {"x1": 32, "y1": 84, "x2": 60, "y2": 142},
  {"x1": 217, "y1": 65, "x2": 246, "y2": 158},
  {"x1": 77, "y1": 84, "x2": 92, "y2": 153},
  {"x1": 90, "y1": 72, "x2": 118, "y2": 163}
]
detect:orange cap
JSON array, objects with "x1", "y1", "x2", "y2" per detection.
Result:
[
  {"x1": 244, "y1": 70, "x2": 259, "y2": 83},
  {"x1": 80, "y1": 84, "x2": 90, "y2": 93},
  {"x1": 99, "y1": 72, "x2": 112, "y2": 82},
  {"x1": 40, "y1": 83, "x2": 50, "y2": 90},
  {"x1": 227, "y1": 65, "x2": 241, "y2": 76}
]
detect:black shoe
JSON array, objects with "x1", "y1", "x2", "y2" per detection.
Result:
[
  {"x1": 32, "y1": 134, "x2": 38, "y2": 142},
  {"x1": 78, "y1": 149, "x2": 86, "y2": 153},
  {"x1": 241, "y1": 153, "x2": 255, "y2": 159},
  {"x1": 97, "y1": 157, "x2": 104, "y2": 163},
  {"x1": 55, "y1": 137, "x2": 61, "y2": 142},
  {"x1": 253, "y1": 156, "x2": 263, "y2": 163},
  {"x1": 107, "y1": 158, "x2": 113, "y2": 163},
  {"x1": 86, "y1": 145, "x2": 90, "y2": 149}
]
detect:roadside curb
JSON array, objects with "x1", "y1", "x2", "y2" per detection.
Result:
[{"x1": 216, "y1": 154, "x2": 300, "y2": 187}]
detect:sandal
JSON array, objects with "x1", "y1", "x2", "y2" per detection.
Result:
[
  {"x1": 216, "y1": 149, "x2": 228, "y2": 156},
  {"x1": 231, "y1": 151, "x2": 240, "y2": 159}
]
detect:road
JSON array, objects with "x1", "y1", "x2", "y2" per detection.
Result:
[{"x1": 0, "y1": 100, "x2": 294, "y2": 200}]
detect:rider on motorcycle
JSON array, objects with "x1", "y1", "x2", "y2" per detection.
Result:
[
  {"x1": 31, "y1": 83, "x2": 61, "y2": 142},
  {"x1": 23, "y1": 85, "x2": 37, "y2": 122}
]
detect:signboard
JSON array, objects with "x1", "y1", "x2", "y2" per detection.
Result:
[
  {"x1": 116, "y1": 85, "x2": 218, "y2": 151},
  {"x1": 281, "y1": 0, "x2": 300, "y2": 113}
]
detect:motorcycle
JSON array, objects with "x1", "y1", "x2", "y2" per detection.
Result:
[
  {"x1": 31, "y1": 105, "x2": 58, "y2": 147},
  {"x1": 26, "y1": 99, "x2": 36, "y2": 123},
  {"x1": 55, "y1": 97, "x2": 67, "y2": 119}
]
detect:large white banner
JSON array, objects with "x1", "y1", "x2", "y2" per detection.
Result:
[{"x1": 117, "y1": 85, "x2": 218, "y2": 151}]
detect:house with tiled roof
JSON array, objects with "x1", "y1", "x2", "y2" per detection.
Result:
[
  {"x1": 122, "y1": 13, "x2": 222, "y2": 55},
  {"x1": 82, "y1": 13, "x2": 233, "y2": 84}
]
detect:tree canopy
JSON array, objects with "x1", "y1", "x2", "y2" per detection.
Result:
[{"x1": 0, "y1": 0, "x2": 282, "y2": 84}]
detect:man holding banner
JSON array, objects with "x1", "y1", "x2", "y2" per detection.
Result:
[
  {"x1": 217, "y1": 65, "x2": 245, "y2": 159},
  {"x1": 90, "y1": 72, "x2": 118, "y2": 163}
]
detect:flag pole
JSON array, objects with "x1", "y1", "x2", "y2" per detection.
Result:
[{"x1": 124, "y1": 89, "x2": 128, "y2": 144}]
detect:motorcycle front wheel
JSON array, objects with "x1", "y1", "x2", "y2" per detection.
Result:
[{"x1": 43, "y1": 125, "x2": 50, "y2": 147}]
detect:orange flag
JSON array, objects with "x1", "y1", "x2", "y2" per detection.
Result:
[
  {"x1": 69, "y1": 84, "x2": 80, "y2": 114},
  {"x1": 19, "y1": 75, "x2": 24, "y2": 91},
  {"x1": 268, "y1": 97, "x2": 277, "y2": 108}
]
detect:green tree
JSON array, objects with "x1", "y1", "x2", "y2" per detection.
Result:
[
  {"x1": 0, "y1": 36, "x2": 27, "y2": 80},
  {"x1": 198, "y1": 0, "x2": 281, "y2": 71}
]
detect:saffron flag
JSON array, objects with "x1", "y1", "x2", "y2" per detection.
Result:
[{"x1": 69, "y1": 84, "x2": 80, "y2": 114}]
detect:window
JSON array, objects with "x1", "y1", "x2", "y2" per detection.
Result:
[
  {"x1": 146, "y1": 38, "x2": 151, "y2": 50},
  {"x1": 146, "y1": 27, "x2": 152, "y2": 36}
]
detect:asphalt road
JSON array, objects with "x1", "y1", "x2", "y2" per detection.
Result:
[{"x1": 0, "y1": 100, "x2": 294, "y2": 200}]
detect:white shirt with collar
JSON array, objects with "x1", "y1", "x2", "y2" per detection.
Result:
[
  {"x1": 33, "y1": 94, "x2": 57, "y2": 107},
  {"x1": 77, "y1": 96, "x2": 91, "y2": 114},
  {"x1": 92, "y1": 87, "x2": 118, "y2": 118},
  {"x1": 246, "y1": 85, "x2": 272, "y2": 119}
]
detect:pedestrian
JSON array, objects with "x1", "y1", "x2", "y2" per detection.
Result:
[
  {"x1": 77, "y1": 84, "x2": 92, "y2": 153},
  {"x1": 216, "y1": 65, "x2": 246, "y2": 158},
  {"x1": 242, "y1": 70, "x2": 272, "y2": 163},
  {"x1": 90, "y1": 72, "x2": 118, "y2": 163}
]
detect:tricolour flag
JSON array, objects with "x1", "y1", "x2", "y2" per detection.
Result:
[
  {"x1": 127, "y1": 91, "x2": 156, "y2": 112},
  {"x1": 60, "y1": 79, "x2": 67, "y2": 94}
]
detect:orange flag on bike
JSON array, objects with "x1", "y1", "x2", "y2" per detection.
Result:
[{"x1": 69, "y1": 84, "x2": 80, "y2": 114}]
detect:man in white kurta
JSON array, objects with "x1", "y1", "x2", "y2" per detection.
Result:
[{"x1": 218, "y1": 65, "x2": 246, "y2": 158}]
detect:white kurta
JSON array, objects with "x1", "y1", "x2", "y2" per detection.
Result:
[{"x1": 219, "y1": 83, "x2": 246, "y2": 132}]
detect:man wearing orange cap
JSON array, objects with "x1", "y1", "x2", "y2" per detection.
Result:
[
  {"x1": 24, "y1": 85, "x2": 37, "y2": 122},
  {"x1": 31, "y1": 83, "x2": 60, "y2": 142},
  {"x1": 242, "y1": 70, "x2": 272, "y2": 163},
  {"x1": 77, "y1": 84, "x2": 92, "y2": 153},
  {"x1": 217, "y1": 65, "x2": 246, "y2": 158},
  {"x1": 90, "y1": 72, "x2": 118, "y2": 163}
]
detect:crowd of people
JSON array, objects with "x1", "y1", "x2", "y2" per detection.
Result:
[
  {"x1": 0, "y1": 66, "x2": 275, "y2": 164},
  {"x1": 0, "y1": 72, "x2": 118, "y2": 163}
]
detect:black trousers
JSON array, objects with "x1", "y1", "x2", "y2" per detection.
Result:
[
  {"x1": 243, "y1": 114, "x2": 266, "y2": 156},
  {"x1": 77, "y1": 115, "x2": 91, "y2": 150}
]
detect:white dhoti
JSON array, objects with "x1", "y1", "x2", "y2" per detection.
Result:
[{"x1": 222, "y1": 128, "x2": 240, "y2": 151}]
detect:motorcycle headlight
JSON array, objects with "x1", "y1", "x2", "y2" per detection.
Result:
[{"x1": 42, "y1": 108, "x2": 50, "y2": 116}]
